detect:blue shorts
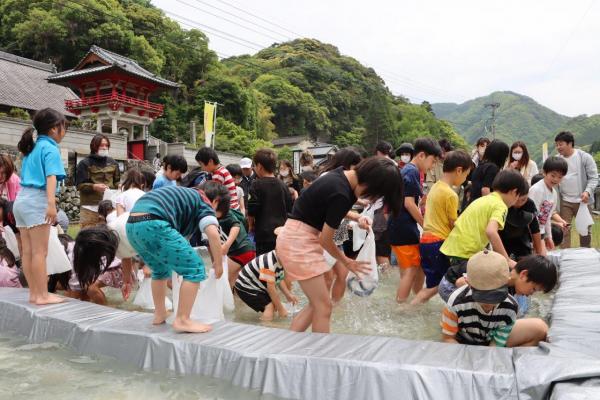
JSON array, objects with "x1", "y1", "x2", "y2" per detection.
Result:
[
  {"x1": 126, "y1": 219, "x2": 206, "y2": 283},
  {"x1": 438, "y1": 276, "x2": 457, "y2": 303},
  {"x1": 13, "y1": 186, "x2": 48, "y2": 228},
  {"x1": 419, "y1": 239, "x2": 450, "y2": 288}
]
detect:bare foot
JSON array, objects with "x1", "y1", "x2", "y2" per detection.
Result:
[
  {"x1": 152, "y1": 311, "x2": 169, "y2": 325},
  {"x1": 172, "y1": 318, "x2": 212, "y2": 333},
  {"x1": 35, "y1": 293, "x2": 65, "y2": 305}
]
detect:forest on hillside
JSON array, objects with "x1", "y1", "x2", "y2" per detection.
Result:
[{"x1": 0, "y1": 0, "x2": 467, "y2": 156}]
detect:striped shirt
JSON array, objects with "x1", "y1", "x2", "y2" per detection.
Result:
[
  {"x1": 212, "y1": 166, "x2": 239, "y2": 210},
  {"x1": 441, "y1": 285, "x2": 517, "y2": 347},
  {"x1": 234, "y1": 251, "x2": 283, "y2": 296},
  {"x1": 131, "y1": 186, "x2": 218, "y2": 238}
]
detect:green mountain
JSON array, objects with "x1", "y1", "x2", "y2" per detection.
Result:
[{"x1": 432, "y1": 91, "x2": 570, "y2": 161}]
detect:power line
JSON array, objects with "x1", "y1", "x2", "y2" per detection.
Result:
[
  {"x1": 174, "y1": 0, "x2": 285, "y2": 43},
  {"x1": 213, "y1": 0, "x2": 303, "y2": 38},
  {"x1": 189, "y1": 0, "x2": 293, "y2": 41}
]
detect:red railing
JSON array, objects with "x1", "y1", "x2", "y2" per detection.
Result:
[{"x1": 65, "y1": 93, "x2": 164, "y2": 115}]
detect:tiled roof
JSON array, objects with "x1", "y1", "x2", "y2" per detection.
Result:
[
  {"x1": 48, "y1": 45, "x2": 179, "y2": 88},
  {"x1": 0, "y1": 50, "x2": 78, "y2": 116}
]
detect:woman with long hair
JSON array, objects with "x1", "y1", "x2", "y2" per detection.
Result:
[{"x1": 507, "y1": 141, "x2": 539, "y2": 184}]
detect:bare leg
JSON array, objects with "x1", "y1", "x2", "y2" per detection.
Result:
[
  {"x1": 506, "y1": 318, "x2": 548, "y2": 347},
  {"x1": 29, "y1": 225, "x2": 63, "y2": 305},
  {"x1": 412, "y1": 268, "x2": 425, "y2": 295},
  {"x1": 19, "y1": 229, "x2": 35, "y2": 302},
  {"x1": 290, "y1": 304, "x2": 314, "y2": 332},
  {"x1": 260, "y1": 302, "x2": 274, "y2": 321},
  {"x1": 331, "y1": 262, "x2": 349, "y2": 304},
  {"x1": 227, "y1": 258, "x2": 241, "y2": 289},
  {"x1": 396, "y1": 267, "x2": 418, "y2": 303},
  {"x1": 86, "y1": 281, "x2": 107, "y2": 305},
  {"x1": 411, "y1": 286, "x2": 439, "y2": 305},
  {"x1": 324, "y1": 269, "x2": 334, "y2": 293},
  {"x1": 151, "y1": 279, "x2": 168, "y2": 325},
  {"x1": 172, "y1": 280, "x2": 212, "y2": 333},
  {"x1": 294, "y1": 274, "x2": 332, "y2": 333}
]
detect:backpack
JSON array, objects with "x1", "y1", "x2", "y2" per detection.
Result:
[{"x1": 182, "y1": 167, "x2": 210, "y2": 188}]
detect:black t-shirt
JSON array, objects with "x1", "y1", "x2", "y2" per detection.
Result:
[
  {"x1": 500, "y1": 198, "x2": 540, "y2": 259},
  {"x1": 247, "y1": 176, "x2": 292, "y2": 244},
  {"x1": 289, "y1": 167, "x2": 357, "y2": 231},
  {"x1": 469, "y1": 162, "x2": 500, "y2": 203}
]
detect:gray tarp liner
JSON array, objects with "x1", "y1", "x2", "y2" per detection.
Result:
[{"x1": 0, "y1": 248, "x2": 599, "y2": 400}]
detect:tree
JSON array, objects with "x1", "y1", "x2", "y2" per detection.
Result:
[{"x1": 365, "y1": 89, "x2": 394, "y2": 148}]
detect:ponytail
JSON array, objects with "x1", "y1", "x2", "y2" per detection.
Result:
[
  {"x1": 17, "y1": 127, "x2": 35, "y2": 156},
  {"x1": 18, "y1": 107, "x2": 67, "y2": 156}
]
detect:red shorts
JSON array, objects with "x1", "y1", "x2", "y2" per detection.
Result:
[{"x1": 230, "y1": 250, "x2": 256, "y2": 267}]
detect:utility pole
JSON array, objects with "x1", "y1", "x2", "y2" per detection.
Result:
[{"x1": 484, "y1": 103, "x2": 500, "y2": 140}]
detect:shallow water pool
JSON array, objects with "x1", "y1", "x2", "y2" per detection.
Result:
[
  {"x1": 0, "y1": 334, "x2": 281, "y2": 400},
  {"x1": 105, "y1": 266, "x2": 553, "y2": 341}
]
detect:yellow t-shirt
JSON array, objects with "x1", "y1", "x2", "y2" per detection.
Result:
[
  {"x1": 440, "y1": 192, "x2": 507, "y2": 259},
  {"x1": 423, "y1": 180, "x2": 458, "y2": 240}
]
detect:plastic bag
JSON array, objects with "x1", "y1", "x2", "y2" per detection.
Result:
[
  {"x1": 352, "y1": 204, "x2": 376, "y2": 251},
  {"x1": 46, "y1": 225, "x2": 72, "y2": 275},
  {"x1": 133, "y1": 276, "x2": 173, "y2": 311},
  {"x1": 103, "y1": 189, "x2": 120, "y2": 206},
  {"x1": 575, "y1": 203, "x2": 594, "y2": 237},
  {"x1": 346, "y1": 231, "x2": 379, "y2": 297},
  {"x1": 2, "y1": 226, "x2": 20, "y2": 259},
  {"x1": 170, "y1": 257, "x2": 232, "y2": 324}
]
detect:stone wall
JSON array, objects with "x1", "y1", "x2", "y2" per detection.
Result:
[{"x1": 58, "y1": 185, "x2": 80, "y2": 222}]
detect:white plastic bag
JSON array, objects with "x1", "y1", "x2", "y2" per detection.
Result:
[
  {"x1": 46, "y1": 225, "x2": 72, "y2": 275},
  {"x1": 103, "y1": 189, "x2": 120, "y2": 206},
  {"x1": 133, "y1": 276, "x2": 173, "y2": 311},
  {"x1": 352, "y1": 203, "x2": 376, "y2": 251},
  {"x1": 575, "y1": 203, "x2": 594, "y2": 237},
  {"x1": 2, "y1": 226, "x2": 20, "y2": 259},
  {"x1": 346, "y1": 231, "x2": 379, "y2": 297},
  {"x1": 170, "y1": 257, "x2": 232, "y2": 324},
  {"x1": 323, "y1": 250, "x2": 337, "y2": 268}
]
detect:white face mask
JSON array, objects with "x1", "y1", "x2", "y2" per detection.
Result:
[
  {"x1": 98, "y1": 149, "x2": 109, "y2": 158},
  {"x1": 478, "y1": 147, "x2": 486, "y2": 157},
  {"x1": 301, "y1": 166, "x2": 312, "y2": 172},
  {"x1": 512, "y1": 152, "x2": 523, "y2": 161},
  {"x1": 280, "y1": 169, "x2": 289, "y2": 177},
  {"x1": 400, "y1": 155, "x2": 411, "y2": 164}
]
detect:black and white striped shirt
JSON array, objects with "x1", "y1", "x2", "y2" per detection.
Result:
[{"x1": 234, "y1": 251, "x2": 283, "y2": 296}]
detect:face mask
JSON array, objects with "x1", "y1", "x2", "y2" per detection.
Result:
[
  {"x1": 512, "y1": 152, "x2": 523, "y2": 161},
  {"x1": 301, "y1": 166, "x2": 312, "y2": 172},
  {"x1": 400, "y1": 155, "x2": 411, "y2": 164},
  {"x1": 478, "y1": 148, "x2": 485, "y2": 157},
  {"x1": 98, "y1": 149, "x2": 109, "y2": 158},
  {"x1": 280, "y1": 169, "x2": 289, "y2": 177}
]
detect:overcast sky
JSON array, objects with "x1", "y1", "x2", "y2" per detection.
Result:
[{"x1": 152, "y1": 0, "x2": 599, "y2": 117}]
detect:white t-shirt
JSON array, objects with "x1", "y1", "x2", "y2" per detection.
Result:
[
  {"x1": 114, "y1": 188, "x2": 146, "y2": 213},
  {"x1": 529, "y1": 179, "x2": 558, "y2": 235},
  {"x1": 107, "y1": 212, "x2": 136, "y2": 259},
  {"x1": 560, "y1": 150, "x2": 581, "y2": 203}
]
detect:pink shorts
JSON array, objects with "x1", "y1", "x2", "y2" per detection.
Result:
[{"x1": 276, "y1": 219, "x2": 331, "y2": 281}]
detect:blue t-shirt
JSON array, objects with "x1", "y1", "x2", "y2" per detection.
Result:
[
  {"x1": 20, "y1": 135, "x2": 66, "y2": 189},
  {"x1": 131, "y1": 186, "x2": 218, "y2": 238},
  {"x1": 152, "y1": 174, "x2": 176, "y2": 190},
  {"x1": 388, "y1": 162, "x2": 423, "y2": 245}
]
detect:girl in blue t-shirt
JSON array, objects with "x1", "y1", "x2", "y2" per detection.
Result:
[{"x1": 13, "y1": 108, "x2": 67, "y2": 305}]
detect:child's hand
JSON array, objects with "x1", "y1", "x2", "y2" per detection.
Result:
[
  {"x1": 545, "y1": 237, "x2": 555, "y2": 250},
  {"x1": 357, "y1": 216, "x2": 372, "y2": 230},
  {"x1": 45, "y1": 206, "x2": 57, "y2": 225},
  {"x1": 142, "y1": 266, "x2": 152, "y2": 278},
  {"x1": 221, "y1": 246, "x2": 229, "y2": 256},
  {"x1": 344, "y1": 259, "x2": 371, "y2": 278},
  {"x1": 286, "y1": 294, "x2": 299, "y2": 305},
  {"x1": 213, "y1": 262, "x2": 223, "y2": 279}
]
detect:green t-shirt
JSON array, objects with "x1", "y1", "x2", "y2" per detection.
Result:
[
  {"x1": 219, "y1": 209, "x2": 255, "y2": 255},
  {"x1": 441, "y1": 192, "x2": 508, "y2": 259}
]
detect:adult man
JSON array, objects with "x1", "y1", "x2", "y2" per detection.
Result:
[
  {"x1": 555, "y1": 131, "x2": 598, "y2": 248},
  {"x1": 239, "y1": 157, "x2": 255, "y2": 207}
]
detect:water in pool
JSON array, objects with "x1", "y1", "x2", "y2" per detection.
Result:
[
  {"x1": 105, "y1": 266, "x2": 553, "y2": 341},
  {"x1": 0, "y1": 334, "x2": 281, "y2": 400}
]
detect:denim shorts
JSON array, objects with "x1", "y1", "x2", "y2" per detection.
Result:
[
  {"x1": 419, "y1": 240, "x2": 450, "y2": 288},
  {"x1": 126, "y1": 218, "x2": 206, "y2": 283},
  {"x1": 13, "y1": 187, "x2": 48, "y2": 228},
  {"x1": 438, "y1": 276, "x2": 457, "y2": 303}
]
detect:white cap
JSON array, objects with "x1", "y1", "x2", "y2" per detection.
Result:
[{"x1": 240, "y1": 157, "x2": 252, "y2": 169}]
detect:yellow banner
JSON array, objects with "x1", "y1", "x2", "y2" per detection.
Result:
[
  {"x1": 542, "y1": 142, "x2": 548, "y2": 162},
  {"x1": 204, "y1": 102, "x2": 216, "y2": 147}
]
